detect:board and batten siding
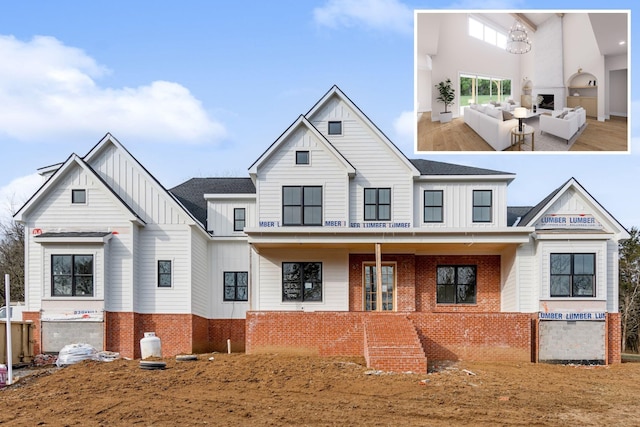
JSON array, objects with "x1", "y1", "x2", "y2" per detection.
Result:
[
  {"x1": 516, "y1": 241, "x2": 538, "y2": 313},
  {"x1": 191, "y1": 228, "x2": 210, "y2": 318},
  {"x1": 136, "y1": 224, "x2": 192, "y2": 313},
  {"x1": 309, "y1": 97, "x2": 415, "y2": 225},
  {"x1": 255, "y1": 248, "x2": 349, "y2": 311},
  {"x1": 256, "y1": 127, "x2": 349, "y2": 227},
  {"x1": 211, "y1": 240, "x2": 250, "y2": 319},
  {"x1": 208, "y1": 199, "x2": 255, "y2": 236},
  {"x1": 89, "y1": 143, "x2": 191, "y2": 225},
  {"x1": 500, "y1": 246, "x2": 518, "y2": 311},
  {"x1": 606, "y1": 240, "x2": 619, "y2": 312}
]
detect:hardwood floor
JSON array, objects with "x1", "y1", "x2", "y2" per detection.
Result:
[{"x1": 417, "y1": 112, "x2": 628, "y2": 152}]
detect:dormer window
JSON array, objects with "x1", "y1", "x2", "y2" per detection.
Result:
[
  {"x1": 296, "y1": 151, "x2": 309, "y2": 165},
  {"x1": 72, "y1": 189, "x2": 86, "y2": 204},
  {"x1": 328, "y1": 121, "x2": 342, "y2": 135}
]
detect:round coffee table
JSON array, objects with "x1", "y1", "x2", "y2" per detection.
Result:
[{"x1": 511, "y1": 125, "x2": 535, "y2": 151}]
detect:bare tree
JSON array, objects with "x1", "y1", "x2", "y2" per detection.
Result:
[
  {"x1": 620, "y1": 227, "x2": 640, "y2": 353},
  {"x1": 0, "y1": 219, "x2": 25, "y2": 306}
]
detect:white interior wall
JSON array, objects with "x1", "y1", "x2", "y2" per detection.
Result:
[
  {"x1": 430, "y1": 13, "x2": 521, "y2": 121},
  {"x1": 606, "y1": 54, "x2": 628, "y2": 118}
]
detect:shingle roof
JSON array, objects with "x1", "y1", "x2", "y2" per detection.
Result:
[
  {"x1": 409, "y1": 159, "x2": 513, "y2": 176},
  {"x1": 507, "y1": 206, "x2": 534, "y2": 226},
  {"x1": 516, "y1": 179, "x2": 570, "y2": 227},
  {"x1": 169, "y1": 178, "x2": 255, "y2": 226}
]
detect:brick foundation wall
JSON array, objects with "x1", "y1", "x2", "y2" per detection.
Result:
[
  {"x1": 607, "y1": 312, "x2": 622, "y2": 364},
  {"x1": 134, "y1": 313, "x2": 194, "y2": 358},
  {"x1": 246, "y1": 311, "x2": 531, "y2": 363},
  {"x1": 105, "y1": 312, "x2": 136, "y2": 359},
  {"x1": 192, "y1": 315, "x2": 210, "y2": 354},
  {"x1": 22, "y1": 311, "x2": 41, "y2": 355},
  {"x1": 209, "y1": 319, "x2": 246, "y2": 353},
  {"x1": 246, "y1": 312, "x2": 365, "y2": 356}
]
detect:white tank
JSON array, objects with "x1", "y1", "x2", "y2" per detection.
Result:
[{"x1": 140, "y1": 332, "x2": 162, "y2": 359}]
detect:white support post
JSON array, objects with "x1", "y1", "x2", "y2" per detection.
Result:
[{"x1": 4, "y1": 274, "x2": 12, "y2": 385}]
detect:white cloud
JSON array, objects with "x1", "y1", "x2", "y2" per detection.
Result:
[
  {"x1": 0, "y1": 35, "x2": 226, "y2": 144},
  {"x1": 392, "y1": 110, "x2": 416, "y2": 151},
  {"x1": 313, "y1": 0, "x2": 413, "y2": 35},
  {"x1": 0, "y1": 173, "x2": 41, "y2": 225}
]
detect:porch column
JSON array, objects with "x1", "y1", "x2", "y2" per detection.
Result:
[{"x1": 375, "y1": 243, "x2": 382, "y2": 293}]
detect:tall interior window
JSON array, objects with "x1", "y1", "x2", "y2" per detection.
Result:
[
  {"x1": 472, "y1": 190, "x2": 492, "y2": 223},
  {"x1": 224, "y1": 271, "x2": 248, "y2": 301},
  {"x1": 468, "y1": 16, "x2": 507, "y2": 49},
  {"x1": 234, "y1": 208, "x2": 246, "y2": 231},
  {"x1": 283, "y1": 186, "x2": 322, "y2": 226},
  {"x1": 550, "y1": 253, "x2": 595, "y2": 297},
  {"x1": 282, "y1": 262, "x2": 322, "y2": 302},
  {"x1": 364, "y1": 188, "x2": 391, "y2": 221},
  {"x1": 158, "y1": 260, "x2": 172, "y2": 288},
  {"x1": 437, "y1": 265, "x2": 477, "y2": 304},
  {"x1": 424, "y1": 190, "x2": 443, "y2": 223},
  {"x1": 459, "y1": 74, "x2": 511, "y2": 115},
  {"x1": 52, "y1": 255, "x2": 94, "y2": 296}
]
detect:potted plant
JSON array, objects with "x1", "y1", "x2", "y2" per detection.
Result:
[{"x1": 434, "y1": 78, "x2": 455, "y2": 123}]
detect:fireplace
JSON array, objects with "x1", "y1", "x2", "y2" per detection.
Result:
[{"x1": 539, "y1": 94, "x2": 554, "y2": 110}]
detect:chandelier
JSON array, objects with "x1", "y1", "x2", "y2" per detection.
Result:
[{"x1": 506, "y1": 20, "x2": 531, "y2": 54}]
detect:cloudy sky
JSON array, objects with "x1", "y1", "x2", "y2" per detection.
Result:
[{"x1": 0, "y1": 0, "x2": 637, "y2": 229}]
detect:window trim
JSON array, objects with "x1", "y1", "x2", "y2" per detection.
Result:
[
  {"x1": 295, "y1": 150, "x2": 310, "y2": 165},
  {"x1": 282, "y1": 261, "x2": 323, "y2": 302},
  {"x1": 71, "y1": 189, "x2": 86, "y2": 205},
  {"x1": 157, "y1": 260, "x2": 172, "y2": 288},
  {"x1": 424, "y1": 190, "x2": 444, "y2": 223},
  {"x1": 364, "y1": 188, "x2": 391, "y2": 221},
  {"x1": 328, "y1": 121, "x2": 342, "y2": 135},
  {"x1": 436, "y1": 265, "x2": 477, "y2": 305},
  {"x1": 234, "y1": 208, "x2": 246, "y2": 232},
  {"x1": 223, "y1": 271, "x2": 249, "y2": 302},
  {"x1": 472, "y1": 190, "x2": 492, "y2": 223},
  {"x1": 282, "y1": 186, "x2": 323, "y2": 226},
  {"x1": 51, "y1": 254, "x2": 94, "y2": 297},
  {"x1": 550, "y1": 253, "x2": 596, "y2": 298}
]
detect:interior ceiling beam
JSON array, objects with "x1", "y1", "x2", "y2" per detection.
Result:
[{"x1": 510, "y1": 13, "x2": 537, "y2": 32}]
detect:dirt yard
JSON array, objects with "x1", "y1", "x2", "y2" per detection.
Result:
[{"x1": 1, "y1": 353, "x2": 639, "y2": 426}]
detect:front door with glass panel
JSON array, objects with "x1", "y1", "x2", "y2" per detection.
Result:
[{"x1": 364, "y1": 264, "x2": 395, "y2": 311}]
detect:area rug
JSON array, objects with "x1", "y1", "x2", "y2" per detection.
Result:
[{"x1": 514, "y1": 116, "x2": 588, "y2": 152}]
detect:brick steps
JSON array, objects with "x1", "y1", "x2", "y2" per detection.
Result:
[{"x1": 363, "y1": 314, "x2": 427, "y2": 374}]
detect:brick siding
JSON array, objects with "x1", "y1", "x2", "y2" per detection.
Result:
[
  {"x1": 22, "y1": 311, "x2": 41, "y2": 355},
  {"x1": 607, "y1": 312, "x2": 622, "y2": 363}
]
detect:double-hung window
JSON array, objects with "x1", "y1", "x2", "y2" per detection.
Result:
[
  {"x1": 424, "y1": 190, "x2": 443, "y2": 223},
  {"x1": 364, "y1": 188, "x2": 391, "y2": 221},
  {"x1": 224, "y1": 272, "x2": 248, "y2": 301},
  {"x1": 52, "y1": 255, "x2": 94, "y2": 296},
  {"x1": 436, "y1": 265, "x2": 476, "y2": 304},
  {"x1": 282, "y1": 262, "x2": 322, "y2": 302},
  {"x1": 472, "y1": 190, "x2": 492, "y2": 223},
  {"x1": 282, "y1": 186, "x2": 322, "y2": 226},
  {"x1": 550, "y1": 253, "x2": 595, "y2": 297},
  {"x1": 158, "y1": 260, "x2": 172, "y2": 288},
  {"x1": 234, "y1": 208, "x2": 246, "y2": 231}
]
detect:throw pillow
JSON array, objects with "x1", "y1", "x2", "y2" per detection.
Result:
[
  {"x1": 502, "y1": 110, "x2": 514, "y2": 121},
  {"x1": 557, "y1": 111, "x2": 568, "y2": 119},
  {"x1": 508, "y1": 99, "x2": 515, "y2": 105}
]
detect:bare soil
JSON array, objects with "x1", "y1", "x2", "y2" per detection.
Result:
[{"x1": 1, "y1": 353, "x2": 640, "y2": 426}]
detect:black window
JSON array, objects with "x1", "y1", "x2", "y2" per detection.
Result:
[
  {"x1": 234, "y1": 208, "x2": 246, "y2": 231},
  {"x1": 550, "y1": 253, "x2": 595, "y2": 297},
  {"x1": 437, "y1": 265, "x2": 476, "y2": 304},
  {"x1": 158, "y1": 260, "x2": 172, "y2": 287},
  {"x1": 283, "y1": 186, "x2": 322, "y2": 226},
  {"x1": 364, "y1": 188, "x2": 391, "y2": 221},
  {"x1": 72, "y1": 189, "x2": 86, "y2": 204},
  {"x1": 296, "y1": 151, "x2": 309, "y2": 165},
  {"x1": 52, "y1": 255, "x2": 94, "y2": 296},
  {"x1": 424, "y1": 190, "x2": 443, "y2": 223},
  {"x1": 472, "y1": 190, "x2": 492, "y2": 223},
  {"x1": 328, "y1": 121, "x2": 342, "y2": 135},
  {"x1": 282, "y1": 262, "x2": 322, "y2": 302},
  {"x1": 224, "y1": 272, "x2": 248, "y2": 301}
]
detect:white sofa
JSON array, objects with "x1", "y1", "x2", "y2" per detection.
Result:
[
  {"x1": 464, "y1": 105, "x2": 519, "y2": 151},
  {"x1": 539, "y1": 109, "x2": 582, "y2": 143}
]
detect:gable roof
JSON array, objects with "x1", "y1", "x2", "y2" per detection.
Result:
[
  {"x1": 517, "y1": 177, "x2": 630, "y2": 238},
  {"x1": 14, "y1": 152, "x2": 145, "y2": 225},
  {"x1": 305, "y1": 85, "x2": 420, "y2": 177},
  {"x1": 248, "y1": 114, "x2": 355, "y2": 177},
  {"x1": 170, "y1": 178, "x2": 255, "y2": 226}
]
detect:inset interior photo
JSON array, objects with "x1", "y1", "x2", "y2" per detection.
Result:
[{"x1": 415, "y1": 11, "x2": 629, "y2": 152}]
